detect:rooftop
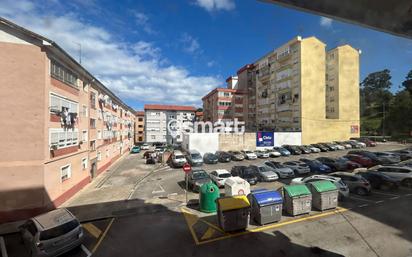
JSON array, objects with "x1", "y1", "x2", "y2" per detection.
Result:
[{"x1": 144, "y1": 104, "x2": 196, "y2": 111}]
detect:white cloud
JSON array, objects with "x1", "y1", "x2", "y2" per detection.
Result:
[
  {"x1": 207, "y1": 61, "x2": 216, "y2": 67},
  {"x1": 132, "y1": 11, "x2": 156, "y2": 34},
  {"x1": 195, "y1": 0, "x2": 235, "y2": 12},
  {"x1": 320, "y1": 17, "x2": 333, "y2": 28},
  {"x1": 180, "y1": 33, "x2": 201, "y2": 54},
  {"x1": 0, "y1": 1, "x2": 219, "y2": 106}
]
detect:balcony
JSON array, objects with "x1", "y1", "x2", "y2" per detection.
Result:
[{"x1": 257, "y1": 65, "x2": 270, "y2": 81}]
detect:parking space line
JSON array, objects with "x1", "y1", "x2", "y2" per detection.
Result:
[
  {"x1": 390, "y1": 196, "x2": 400, "y2": 200},
  {"x1": 358, "y1": 204, "x2": 369, "y2": 208},
  {"x1": 92, "y1": 218, "x2": 114, "y2": 253},
  {"x1": 372, "y1": 191, "x2": 399, "y2": 197},
  {"x1": 0, "y1": 236, "x2": 7, "y2": 257},
  {"x1": 348, "y1": 196, "x2": 379, "y2": 204},
  {"x1": 375, "y1": 200, "x2": 384, "y2": 204},
  {"x1": 198, "y1": 219, "x2": 224, "y2": 233},
  {"x1": 83, "y1": 223, "x2": 102, "y2": 238},
  {"x1": 81, "y1": 244, "x2": 92, "y2": 257},
  {"x1": 200, "y1": 227, "x2": 216, "y2": 241}
]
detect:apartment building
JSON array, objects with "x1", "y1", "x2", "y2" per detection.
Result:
[
  {"x1": 0, "y1": 18, "x2": 135, "y2": 222},
  {"x1": 253, "y1": 36, "x2": 360, "y2": 143},
  {"x1": 135, "y1": 111, "x2": 145, "y2": 143},
  {"x1": 236, "y1": 64, "x2": 256, "y2": 131},
  {"x1": 144, "y1": 105, "x2": 196, "y2": 144}
]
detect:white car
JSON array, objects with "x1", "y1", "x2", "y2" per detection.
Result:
[
  {"x1": 368, "y1": 165, "x2": 412, "y2": 187},
  {"x1": 255, "y1": 150, "x2": 270, "y2": 158},
  {"x1": 307, "y1": 145, "x2": 321, "y2": 153},
  {"x1": 334, "y1": 144, "x2": 345, "y2": 150},
  {"x1": 291, "y1": 174, "x2": 350, "y2": 198},
  {"x1": 265, "y1": 149, "x2": 281, "y2": 157},
  {"x1": 242, "y1": 150, "x2": 257, "y2": 160},
  {"x1": 209, "y1": 169, "x2": 233, "y2": 187},
  {"x1": 140, "y1": 143, "x2": 150, "y2": 150}
]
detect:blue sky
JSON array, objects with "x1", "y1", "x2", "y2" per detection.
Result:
[{"x1": 1, "y1": 0, "x2": 411, "y2": 110}]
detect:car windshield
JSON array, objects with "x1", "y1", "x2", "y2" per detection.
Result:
[
  {"x1": 193, "y1": 172, "x2": 208, "y2": 179},
  {"x1": 191, "y1": 153, "x2": 201, "y2": 159},
  {"x1": 39, "y1": 219, "x2": 79, "y2": 241},
  {"x1": 175, "y1": 155, "x2": 185, "y2": 160},
  {"x1": 219, "y1": 173, "x2": 231, "y2": 178}
]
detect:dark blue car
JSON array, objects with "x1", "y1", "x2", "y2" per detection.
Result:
[{"x1": 299, "y1": 158, "x2": 332, "y2": 174}]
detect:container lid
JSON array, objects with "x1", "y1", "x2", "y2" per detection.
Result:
[
  {"x1": 284, "y1": 184, "x2": 311, "y2": 197},
  {"x1": 253, "y1": 190, "x2": 283, "y2": 205},
  {"x1": 250, "y1": 188, "x2": 268, "y2": 194},
  {"x1": 309, "y1": 180, "x2": 337, "y2": 192},
  {"x1": 217, "y1": 195, "x2": 250, "y2": 211}
]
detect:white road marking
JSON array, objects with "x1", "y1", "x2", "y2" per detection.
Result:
[
  {"x1": 406, "y1": 194, "x2": 412, "y2": 197},
  {"x1": 376, "y1": 200, "x2": 384, "y2": 204},
  {"x1": 168, "y1": 193, "x2": 178, "y2": 196},
  {"x1": 349, "y1": 196, "x2": 378, "y2": 203},
  {"x1": 390, "y1": 196, "x2": 400, "y2": 200},
  {"x1": 372, "y1": 191, "x2": 399, "y2": 197},
  {"x1": 358, "y1": 204, "x2": 369, "y2": 208},
  {"x1": 152, "y1": 184, "x2": 165, "y2": 194},
  {"x1": 81, "y1": 244, "x2": 92, "y2": 257},
  {"x1": 0, "y1": 236, "x2": 7, "y2": 257}
]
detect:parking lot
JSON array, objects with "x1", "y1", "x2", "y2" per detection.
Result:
[{"x1": 2, "y1": 143, "x2": 412, "y2": 257}]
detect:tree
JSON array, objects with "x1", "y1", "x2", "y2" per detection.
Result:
[
  {"x1": 196, "y1": 107, "x2": 203, "y2": 112},
  {"x1": 402, "y1": 70, "x2": 412, "y2": 96},
  {"x1": 360, "y1": 69, "x2": 392, "y2": 109}
]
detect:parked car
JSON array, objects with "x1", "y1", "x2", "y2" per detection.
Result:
[
  {"x1": 203, "y1": 152, "x2": 219, "y2": 164},
  {"x1": 299, "y1": 158, "x2": 332, "y2": 174},
  {"x1": 143, "y1": 150, "x2": 155, "y2": 159},
  {"x1": 373, "y1": 152, "x2": 401, "y2": 164},
  {"x1": 140, "y1": 143, "x2": 150, "y2": 150},
  {"x1": 130, "y1": 146, "x2": 141, "y2": 154},
  {"x1": 297, "y1": 145, "x2": 311, "y2": 154},
  {"x1": 186, "y1": 150, "x2": 203, "y2": 166},
  {"x1": 291, "y1": 174, "x2": 350, "y2": 199},
  {"x1": 331, "y1": 143, "x2": 345, "y2": 150},
  {"x1": 343, "y1": 154, "x2": 374, "y2": 168},
  {"x1": 398, "y1": 159, "x2": 412, "y2": 168},
  {"x1": 330, "y1": 172, "x2": 371, "y2": 195},
  {"x1": 316, "y1": 157, "x2": 347, "y2": 171},
  {"x1": 263, "y1": 161, "x2": 295, "y2": 178},
  {"x1": 241, "y1": 150, "x2": 257, "y2": 160},
  {"x1": 230, "y1": 166, "x2": 258, "y2": 185},
  {"x1": 388, "y1": 150, "x2": 412, "y2": 161},
  {"x1": 321, "y1": 143, "x2": 337, "y2": 151},
  {"x1": 170, "y1": 150, "x2": 187, "y2": 168},
  {"x1": 187, "y1": 168, "x2": 211, "y2": 192},
  {"x1": 368, "y1": 165, "x2": 412, "y2": 187},
  {"x1": 344, "y1": 141, "x2": 361, "y2": 149},
  {"x1": 334, "y1": 141, "x2": 352, "y2": 149},
  {"x1": 249, "y1": 165, "x2": 279, "y2": 182},
  {"x1": 19, "y1": 208, "x2": 84, "y2": 257},
  {"x1": 348, "y1": 140, "x2": 366, "y2": 148},
  {"x1": 209, "y1": 169, "x2": 232, "y2": 187},
  {"x1": 356, "y1": 171, "x2": 399, "y2": 190},
  {"x1": 306, "y1": 145, "x2": 321, "y2": 153},
  {"x1": 358, "y1": 138, "x2": 377, "y2": 147},
  {"x1": 282, "y1": 161, "x2": 311, "y2": 176},
  {"x1": 336, "y1": 157, "x2": 362, "y2": 170},
  {"x1": 273, "y1": 146, "x2": 291, "y2": 156},
  {"x1": 283, "y1": 145, "x2": 302, "y2": 155},
  {"x1": 265, "y1": 149, "x2": 281, "y2": 157},
  {"x1": 215, "y1": 151, "x2": 232, "y2": 163},
  {"x1": 228, "y1": 151, "x2": 245, "y2": 161},
  {"x1": 255, "y1": 149, "x2": 270, "y2": 158},
  {"x1": 311, "y1": 143, "x2": 329, "y2": 152},
  {"x1": 347, "y1": 150, "x2": 381, "y2": 165}
]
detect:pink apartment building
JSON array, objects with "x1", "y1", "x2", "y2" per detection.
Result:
[{"x1": 0, "y1": 18, "x2": 136, "y2": 223}]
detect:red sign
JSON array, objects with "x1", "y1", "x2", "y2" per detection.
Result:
[{"x1": 182, "y1": 163, "x2": 192, "y2": 174}]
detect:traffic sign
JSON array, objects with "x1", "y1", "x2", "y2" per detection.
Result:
[{"x1": 183, "y1": 163, "x2": 192, "y2": 174}]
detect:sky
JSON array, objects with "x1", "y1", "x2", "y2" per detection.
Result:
[{"x1": 1, "y1": 0, "x2": 411, "y2": 110}]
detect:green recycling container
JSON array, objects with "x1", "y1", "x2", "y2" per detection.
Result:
[{"x1": 199, "y1": 182, "x2": 220, "y2": 213}]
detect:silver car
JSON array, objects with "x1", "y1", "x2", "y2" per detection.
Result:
[
  {"x1": 19, "y1": 208, "x2": 83, "y2": 257},
  {"x1": 374, "y1": 152, "x2": 401, "y2": 164},
  {"x1": 283, "y1": 161, "x2": 311, "y2": 176},
  {"x1": 369, "y1": 165, "x2": 412, "y2": 187},
  {"x1": 330, "y1": 172, "x2": 372, "y2": 195},
  {"x1": 249, "y1": 165, "x2": 279, "y2": 182},
  {"x1": 291, "y1": 174, "x2": 350, "y2": 199},
  {"x1": 263, "y1": 161, "x2": 295, "y2": 178}
]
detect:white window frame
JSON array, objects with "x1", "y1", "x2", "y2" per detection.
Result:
[
  {"x1": 97, "y1": 151, "x2": 102, "y2": 161},
  {"x1": 82, "y1": 105, "x2": 88, "y2": 117},
  {"x1": 49, "y1": 128, "x2": 79, "y2": 149},
  {"x1": 97, "y1": 130, "x2": 102, "y2": 140},
  {"x1": 60, "y1": 164, "x2": 71, "y2": 182},
  {"x1": 82, "y1": 157, "x2": 88, "y2": 170},
  {"x1": 82, "y1": 130, "x2": 88, "y2": 143}
]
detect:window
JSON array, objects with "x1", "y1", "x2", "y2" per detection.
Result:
[
  {"x1": 90, "y1": 92, "x2": 96, "y2": 109},
  {"x1": 97, "y1": 130, "x2": 102, "y2": 139},
  {"x1": 151, "y1": 135, "x2": 156, "y2": 140},
  {"x1": 51, "y1": 61, "x2": 78, "y2": 86},
  {"x1": 61, "y1": 164, "x2": 71, "y2": 181},
  {"x1": 90, "y1": 140, "x2": 96, "y2": 151},
  {"x1": 83, "y1": 83, "x2": 89, "y2": 92},
  {"x1": 138, "y1": 118, "x2": 143, "y2": 122},
  {"x1": 97, "y1": 151, "x2": 102, "y2": 161},
  {"x1": 90, "y1": 118, "x2": 96, "y2": 129},
  {"x1": 50, "y1": 129, "x2": 79, "y2": 149},
  {"x1": 106, "y1": 149, "x2": 110, "y2": 157},
  {"x1": 50, "y1": 93, "x2": 78, "y2": 113},
  {"x1": 82, "y1": 130, "x2": 88, "y2": 142},
  {"x1": 82, "y1": 158, "x2": 88, "y2": 170},
  {"x1": 82, "y1": 105, "x2": 88, "y2": 117}
]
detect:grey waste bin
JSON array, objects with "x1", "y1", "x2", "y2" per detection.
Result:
[
  {"x1": 283, "y1": 184, "x2": 312, "y2": 216},
  {"x1": 251, "y1": 190, "x2": 283, "y2": 225},
  {"x1": 308, "y1": 180, "x2": 339, "y2": 211},
  {"x1": 217, "y1": 195, "x2": 251, "y2": 232}
]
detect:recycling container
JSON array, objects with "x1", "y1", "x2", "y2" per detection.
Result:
[
  {"x1": 308, "y1": 180, "x2": 338, "y2": 211},
  {"x1": 283, "y1": 184, "x2": 312, "y2": 216},
  {"x1": 217, "y1": 195, "x2": 251, "y2": 232},
  {"x1": 251, "y1": 190, "x2": 283, "y2": 225},
  {"x1": 225, "y1": 177, "x2": 250, "y2": 197},
  {"x1": 199, "y1": 182, "x2": 220, "y2": 213},
  {"x1": 247, "y1": 188, "x2": 268, "y2": 206}
]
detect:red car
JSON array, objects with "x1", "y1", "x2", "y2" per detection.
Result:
[
  {"x1": 343, "y1": 154, "x2": 374, "y2": 167},
  {"x1": 359, "y1": 138, "x2": 377, "y2": 147}
]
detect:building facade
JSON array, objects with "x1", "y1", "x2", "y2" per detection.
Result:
[
  {"x1": 135, "y1": 111, "x2": 145, "y2": 143},
  {"x1": 0, "y1": 18, "x2": 135, "y2": 222},
  {"x1": 144, "y1": 105, "x2": 196, "y2": 144}
]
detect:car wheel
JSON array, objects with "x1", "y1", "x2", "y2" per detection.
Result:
[
  {"x1": 355, "y1": 187, "x2": 368, "y2": 196},
  {"x1": 401, "y1": 178, "x2": 412, "y2": 188}
]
